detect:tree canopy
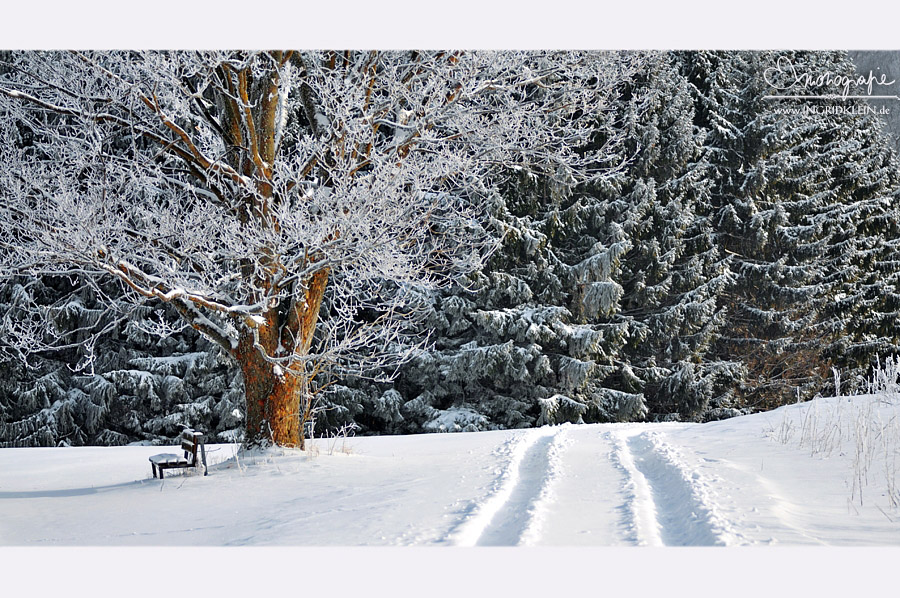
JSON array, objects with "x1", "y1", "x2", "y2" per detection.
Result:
[{"x1": 0, "y1": 50, "x2": 644, "y2": 446}]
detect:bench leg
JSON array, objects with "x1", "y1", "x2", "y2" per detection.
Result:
[{"x1": 159, "y1": 467, "x2": 164, "y2": 480}]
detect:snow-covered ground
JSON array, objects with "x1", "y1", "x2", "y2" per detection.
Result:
[
  {"x1": 3, "y1": 394, "x2": 900, "y2": 594},
  {"x1": 4, "y1": 394, "x2": 900, "y2": 547}
]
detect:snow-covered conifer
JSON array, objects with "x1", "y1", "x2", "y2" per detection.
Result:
[
  {"x1": 0, "y1": 274, "x2": 243, "y2": 446},
  {"x1": 681, "y1": 50, "x2": 900, "y2": 406}
]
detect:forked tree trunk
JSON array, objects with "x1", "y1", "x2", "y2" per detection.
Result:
[{"x1": 235, "y1": 269, "x2": 330, "y2": 448}]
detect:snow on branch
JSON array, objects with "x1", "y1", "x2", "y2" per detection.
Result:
[{"x1": 0, "y1": 50, "x2": 645, "y2": 374}]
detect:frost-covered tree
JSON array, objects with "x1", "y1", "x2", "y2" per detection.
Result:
[
  {"x1": 326, "y1": 169, "x2": 642, "y2": 433},
  {"x1": 0, "y1": 50, "x2": 642, "y2": 447},
  {"x1": 322, "y1": 53, "x2": 743, "y2": 433},
  {"x1": 680, "y1": 50, "x2": 900, "y2": 406},
  {"x1": 587, "y1": 54, "x2": 738, "y2": 419},
  {"x1": 816, "y1": 105, "x2": 900, "y2": 378},
  {"x1": 0, "y1": 274, "x2": 244, "y2": 447}
]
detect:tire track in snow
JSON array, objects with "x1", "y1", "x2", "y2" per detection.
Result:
[
  {"x1": 608, "y1": 428, "x2": 664, "y2": 546},
  {"x1": 611, "y1": 428, "x2": 747, "y2": 546},
  {"x1": 448, "y1": 427, "x2": 569, "y2": 546},
  {"x1": 517, "y1": 427, "x2": 573, "y2": 546}
]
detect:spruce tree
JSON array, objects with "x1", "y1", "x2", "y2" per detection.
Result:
[
  {"x1": 0, "y1": 275, "x2": 244, "y2": 447},
  {"x1": 589, "y1": 54, "x2": 739, "y2": 420},
  {"x1": 680, "y1": 50, "x2": 900, "y2": 407},
  {"x1": 323, "y1": 53, "x2": 742, "y2": 432}
]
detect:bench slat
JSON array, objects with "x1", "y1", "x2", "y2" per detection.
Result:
[{"x1": 149, "y1": 453, "x2": 188, "y2": 465}]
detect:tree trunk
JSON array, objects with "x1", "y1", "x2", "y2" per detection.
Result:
[
  {"x1": 238, "y1": 339, "x2": 302, "y2": 447},
  {"x1": 235, "y1": 268, "x2": 330, "y2": 448}
]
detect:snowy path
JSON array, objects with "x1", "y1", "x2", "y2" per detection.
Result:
[
  {"x1": 3, "y1": 398, "x2": 900, "y2": 546},
  {"x1": 451, "y1": 424, "x2": 752, "y2": 546},
  {"x1": 613, "y1": 428, "x2": 745, "y2": 546},
  {"x1": 448, "y1": 427, "x2": 567, "y2": 546}
]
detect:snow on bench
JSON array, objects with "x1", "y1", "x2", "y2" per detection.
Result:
[{"x1": 149, "y1": 428, "x2": 208, "y2": 479}]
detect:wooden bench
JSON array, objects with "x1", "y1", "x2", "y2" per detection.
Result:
[{"x1": 149, "y1": 428, "x2": 208, "y2": 479}]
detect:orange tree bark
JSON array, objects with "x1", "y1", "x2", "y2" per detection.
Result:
[{"x1": 235, "y1": 268, "x2": 330, "y2": 448}]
